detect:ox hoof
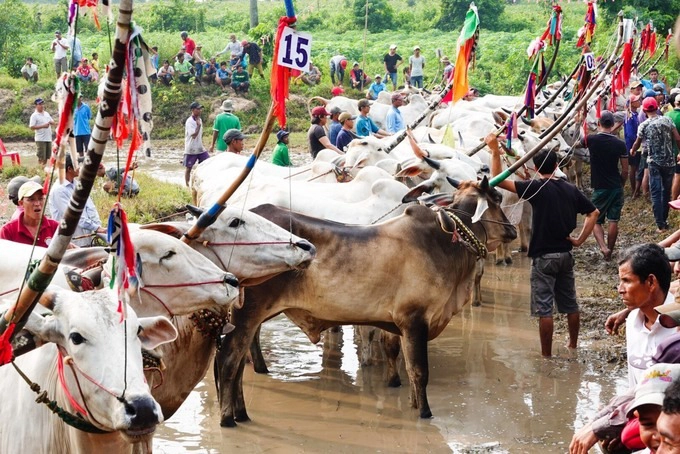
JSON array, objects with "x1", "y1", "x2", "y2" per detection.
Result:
[
  {"x1": 519, "y1": 246, "x2": 528, "y2": 252},
  {"x1": 252, "y1": 363, "x2": 269, "y2": 374},
  {"x1": 387, "y1": 376, "x2": 401, "y2": 388},
  {"x1": 419, "y1": 409, "x2": 433, "y2": 419},
  {"x1": 234, "y1": 411, "x2": 251, "y2": 423},
  {"x1": 504, "y1": 257, "x2": 513, "y2": 265},
  {"x1": 220, "y1": 416, "x2": 237, "y2": 428},
  {"x1": 472, "y1": 301, "x2": 482, "y2": 307},
  {"x1": 495, "y1": 259, "x2": 504, "y2": 266}
]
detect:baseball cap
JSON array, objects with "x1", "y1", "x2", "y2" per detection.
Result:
[
  {"x1": 391, "y1": 93, "x2": 404, "y2": 102},
  {"x1": 223, "y1": 129, "x2": 245, "y2": 144},
  {"x1": 375, "y1": 74, "x2": 382, "y2": 79},
  {"x1": 275, "y1": 130, "x2": 290, "y2": 142},
  {"x1": 338, "y1": 112, "x2": 356, "y2": 123},
  {"x1": 599, "y1": 110, "x2": 615, "y2": 128},
  {"x1": 34, "y1": 98, "x2": 44, "y2": 105},
  {"x1": 630, "y1": 80, "x2": 643, "y2": 88},
  {"x1": 18, "y1": 181, "x2": 44, "y2": 200},
  {"x1": 671, "y1": 88, "x2": 680, "y2": 96},
  {"x1": 241, "y1": 40, "x2": 248, "y2": 47},
  {"x1": 440, "y1": 56, "x2": 450, "y2": 63},
  {"x1": 413, "y1": 45, "x2": 420, "y2": 50},
  {"x1": 311, "y1": 106, "x2": 330, "y2": 117},
  {"x1": 358, "y1": 99, "x2": 371, "y2": 109},
  {"x1": 329, "y1": 106, "x2": 343, "y2": 116},
  {"x1": 629, "y1": 94, "x2": 641, "y2": 103},
  {"x1": 352, "y1": 61, "x2": 359, "y2": 67},
  {"x1": 644, "y1": 89, "x2": 658, "y2": 99},
  {"x1": 642, "y1": 97, "x2": 659, "y2": 112},
  {"x1": 220, "y1": 99, "x2": 234, "y2": 112},
  {"x1": 627, "y1": 363, "x2": 680, "y2": 417},
  {"x1": 656, "y1": 302, "x2": 680, "y2": 327},
  {"x1": 389, "y1": 44, "x2": 397, "y2": 50},
  {"x1": 7, "y1": 176, "x2": 29, "y2": 202},
  {"x1": 189, "y1": 101, "x2": 203, "y2": 110}
]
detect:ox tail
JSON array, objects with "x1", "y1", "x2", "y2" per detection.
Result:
[{"x1": 307, "y1": 96, "x2": 329, "y2": 117}]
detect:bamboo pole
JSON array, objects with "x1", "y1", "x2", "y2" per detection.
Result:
[{"x1": 1, "y1": 0, "x2": 134, "y2": 336}]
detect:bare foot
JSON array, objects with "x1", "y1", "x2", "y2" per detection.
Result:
[{"x1": 600, "y1": 247, "x2": 612, "y2": 261}]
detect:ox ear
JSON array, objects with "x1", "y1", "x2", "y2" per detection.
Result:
[
  {"x1": 141, "y1": 222, "x2": 187, "y2": 239},
  {"x1": 403, "y1": 181, "x2": 436, "y2": 203},
  {"x1": 138, "y1": 316, "x2": 178, "y2": 350},
  {"x1": 446, "y1": 177, "x2": 461, "y2": 189},
  {"x1": 479, "y1": 175, "x2": 490, "y2": 191},
  {"x1": 396, "y1": 162, "x2": 425, "y2": 178},
  {"x1": 471, "y1": 196, "x2": 489, "y2": 224},
  {"x1": 419, "y1": 193, "x2": 455, "y2": 207}
]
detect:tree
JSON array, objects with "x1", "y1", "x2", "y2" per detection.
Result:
[
  {"x1": 250, "y1": 0, "x2": 259, "y2": 29},
  {"x1": 599, "y1": 0, "x2": 680, "y2": 36},
  {"x1": 0, "y1": 0, "x2": 32, "y2": 71},
  {"x1": 438, "y1": 0, "x2": 504, "y2": 31},
  {"x1": 352, "y1": 0, "x2": 395, "y2": 33}
]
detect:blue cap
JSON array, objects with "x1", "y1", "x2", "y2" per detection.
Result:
[
  {"x1": 276, "y1": 130, "x2": 290, "y2": 142},
  {"x1": 644, "y1": 88, "x2": 658, "y2": 98}
]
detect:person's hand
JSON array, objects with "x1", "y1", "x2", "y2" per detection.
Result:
[
  {"x1": 484, "y1": 133, "x2": 501, "y2": 154},
  {"x1": 569, "y1": 424, "x2": 598, "y2": 454},
  {"x1": 567, "y1": 236, "x2": 583, "y2": 247},
  {"x1": 209, "y1": 145, "x2": 214, "y2": 153},
  {"x1": 605, "y1": 309, "x2": 630, "y2": 335}
]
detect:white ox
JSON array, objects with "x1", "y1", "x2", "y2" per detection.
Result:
[{"x1": 0, "y1": 287, "x2": 177, "y2": 454}]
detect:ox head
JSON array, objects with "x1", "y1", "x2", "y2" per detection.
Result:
[
  {"x1": 104, "y1": 228, "x2": 239, "y2": 317},
  {"x1": 26, "y1": 287, "x2": 177, "y2": 443},
  {"x1": 447, "y1": 177, "x2": 517, "y2": 252},
  {"x1": 143, "y1": 207, "x2": 316, "y2": 286},
  {"x1": 399, "y1": 156, "x2": 479, "y2": 199}
]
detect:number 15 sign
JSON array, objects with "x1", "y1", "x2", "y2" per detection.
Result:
[{"x1": 277, "y1": 27, "x2": 313, "y2": 72}]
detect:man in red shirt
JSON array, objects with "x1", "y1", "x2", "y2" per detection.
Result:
[
  {"x1": 181, "y1": 31, "x2": 196, "y2": 59},
  {"x1": 0, "y1": 181, "x2": 60, "y2": 248}
]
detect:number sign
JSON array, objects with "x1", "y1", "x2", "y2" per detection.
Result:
[
  {"x1": 277, "y1": 27, "x2": 313, "y2": 72},
  {"x1": 584, "y1": 52, "x2": 595, "y2": 71}
]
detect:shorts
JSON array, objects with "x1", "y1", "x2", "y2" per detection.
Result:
[
  {"x1": 530, "y1": 252, "x2": 579, "y2": 317},
  {"x1": 35, "y1": 141, "x2": 51, "y2": 161},
  {"x1": 385, "y1": 72, "x2": 397, "y2": 85},
  {"x1": 591, "y1": 187, "x2": 624, "y2": 223},
  {"x1": 183, "y1": 151, "x2": 210, "y2": 168},
  {"x1": 628, "y1": 153, "x2": 641, "y2": 167}
]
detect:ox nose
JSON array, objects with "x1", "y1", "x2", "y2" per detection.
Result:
[
  {"x1": 294, "y1": 239, "x2": 316, "y2": 256},
  {"x1": 223, "y1": 272, "x2": 239, "y2": 288},
  {"x1": 124, "y1": 396, "x2": 160, "y2": 429}
]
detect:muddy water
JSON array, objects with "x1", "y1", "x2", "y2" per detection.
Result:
[{"x1": 154, "y1": 257, "x2": 627, "y2": 454}]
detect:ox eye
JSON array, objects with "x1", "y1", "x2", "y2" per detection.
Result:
[
  {"x1": 69, "y1": 333, "x2": 86, "y2": 345},
  {"x1": 161, "y1": 250, "x2": 176, "y2": 261},
  {"x1": 229, "y1": 218, "x2": 244, "y2": 228},
  {"x1": 137, "y1": 326, "x2": 143, "y2": 335}
]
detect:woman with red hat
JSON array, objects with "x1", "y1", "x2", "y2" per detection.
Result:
[{"x1": 308, "y1": 106, "x2": 342, "y2": 158}]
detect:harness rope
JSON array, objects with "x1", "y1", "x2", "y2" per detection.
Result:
[{"x1": 436, "y1": 208, "x2": 487, "y2": 260}]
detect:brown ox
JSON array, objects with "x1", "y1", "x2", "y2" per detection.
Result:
[{"x1": 215, "y1": 178, "x2": 516, "y2": 426}]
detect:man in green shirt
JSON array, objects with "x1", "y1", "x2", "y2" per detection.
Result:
[
  {"x1": 231, "y1": 65, "x2": 250, "y2": 94},
  {"x1": 174, "y1": 53, "x2": 192, "y2": 83},
  {"x1": 665, "y1": 93, "x2": 680, "y2": 199},
  {"x1": 271, "y1": 130, "x2": 291, "y2": 167},
  {"x1": 210, "y1": 99, "x2": 242, "y2": 153}
]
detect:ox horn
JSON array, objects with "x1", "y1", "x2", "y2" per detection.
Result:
[
  {"x1": 501, "y1": 107, "x2": 512, "y2": 114},
  {"x1": 542, "y1": 90, "x2": 550, "y2": 99},
  {"x1": 186, "y1": 204, "x2": 205, "y2": 218},
  {"x1": 422, "y1": 155, "x2": 441, "y2": 170},
  {"x1": 426, "y1": 133, "x2": 436, "y2": 144},
  {"x1": 520, "y1": 116, "x2": 533, "y2": 126},
  {"x1": 479, "y1": 175, "x2": 489, "y2": 191},
  {"x1": 446, "y1": 177, "x2": 461, "y2": 188}
]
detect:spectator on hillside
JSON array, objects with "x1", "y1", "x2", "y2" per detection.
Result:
[
  {"x1": 157, "y1": 60, "x2": 174, "y2": 86},
  {"x1": 441, "y1": 56, "x2": 454, "y2": 82},
  {"x1": 75, "y1": 58, "x2": 94, "y2": 83},
  {"x1": 331, "y1": 85, "x2": 344, "y2": 97},
  {"x1": 383, "y1": 44, "x2": 403, "y2": 90},
  {"x1": 192, "y1": 44, "x2": 207, "y2": 83},
  {"x1": 215, "y1": 34, "x2": 242, "y2": 61},
  {"x1": 231, "y1": 65, "x2": 249, "y2": 94},
  {"x1": 97, "y1": 163, "x2": 140, "y2": 197},
  {"x1": 203, "y1": 57, "x2": 219, "y2": 85},
  {"x1": 73, "y1": 95, "x2": 91, "y2": 160},
  {"x1": 28, "y1": 98, "x2": 54, "y2": 167},
  {"x1": 68, "y1": 33, "x2": 82, "y2": 68},
  {"x1": 21, "y1": 58, "x2": 38, "y2": 83},
  {"x1": 180, "y1": 31, "x2": 196, "y2": 59},
  {"x1": 271, "y1": 130, "x2": 291, "y2": 167},
  {"x1": 350, "y1": 62, "x2": 370, "y2": 91},
  {"x1": 242, "y1": 40, "x2": 264, "y2": 79},
  {"x1": 409, "y1": 45, "x2": 425, "y2": 89},
  {"x1": 329, "y1": 55, "x2": 347, "y2": 86},
  {"x1": 174, "y1": 52, "x2": 192, "y2": 83},
  {"x1": 51, "y1": 30, "x2": 69, "y2": 76},
  {"x1": 148, "y1": 48, "x2": 158, "y2": 74},
  {"x1": 215, "y1": 61, "x2": 232, "y2": 90},
  {"x1": 210, "y1": 99, "x2": 241, "y2": 153},
  {"x1": 298, "y1": 62, "x2": 321, "y2": 86},
  {"x1": 90, "y1": 53, "x2": 100, "y2": 79},
  {"x1": 183, "y1": 101, "x2": 209, "y2": 186},
  {"x1": 366, "y1": 75, "x2": 386, "y2": 100}
]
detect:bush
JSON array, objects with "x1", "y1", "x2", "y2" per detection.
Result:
[
  {"x1": 353, "y1": 0, "x2": 395, "y2": 33},
  {"x1": 438, "y1": 0, "x2": 504, "y2": 31}
]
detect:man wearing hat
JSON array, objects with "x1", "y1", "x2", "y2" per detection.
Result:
[
  {"x1": 28, "y1": 98, "x2": 55, "y2": 168},
  {"x1": 632, "y1": 98, "x2": 680, "y2": 231},
  {"x1": 630, "y1": 79, "x2": 644, "y2": 98},
  {"x1": 366, "y1": 75, "x2": 386, "y2": 100},
  {"x1": 0, "y1": 181, "x2": 60, "y2": 248},
  {"x1": 329, "y1": 55, "x2": 347, "y2": 86},
  {"x1": 6, "y1": 176, "x2": 41, "y2": 221},
  {"x1": 409, "y1": 46, "x2": 425, "y2": 89},
  {"x1": 184, "y1": 102, "x2": 210, "y2": 186},
  {"x1": 50, "y1": 30, "x2": 69, "y2": 76},
  {"x1": 308, "y1": 106, "x2": 342, "y2": 158},
  {"x1": 210, "y1": 99, "x2": 241, "y2": 153},
  {"x1": 441, "y1": 56, "x2": 454, "y2": 82},
  {"x1": 241, "y1": 40, "x2": 264, "y2": 78},
  {"x1": 21, "y1": 57, "x2": 39, "y2": 83},
  {"x1": 575, "y1": 110, "x2": 628, "y2": 260},
  {"x1": 335, "y1": 112, "x2": 358, "y2": 151},
  {"x1": 271, "y1": 130, "x2": 291, "y2": 167},
  {"x1": 328, "y1": 106, "x2": 343, "y2": 146},
  {"x1": 222, "y1": 129, "x2": 246, "y2": 155},
  {"x1": 386, "y1": 93, "x2": 405, "y2": 134},
  {"x1": 383, "y1": 45, "x2": 403, "y2": 91},
  {"x1": 356, "y1": 99, "x2": 390, "y2": 138},
  {"x1": 192, "y1": 44, "x2": 207, "y2": 82},
  {"x1": 230, "y1": 64, "x2": 250, "y2": 94}
]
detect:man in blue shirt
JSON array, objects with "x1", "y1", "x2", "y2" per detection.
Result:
[
  {"x1": 386, "y1": 93, "x2": 405, "y2": 134},
  {"x1": 366, "y1": 75, "x2": 386, "y2": 100},
  {"x1": 356, "y1": 99, "x2": 390, "y2": 138},
  {"x1": 328, "y1": 107, "x2": 343, "y2": 146},
  {"x1": 74, "y1": 95, "x2": 91, "y2": 160}
]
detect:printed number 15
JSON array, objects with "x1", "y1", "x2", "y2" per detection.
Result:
[{"x1": 282, "y1": 34, "x2": 309, "y2": 68}]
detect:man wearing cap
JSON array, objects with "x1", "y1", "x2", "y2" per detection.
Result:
[
  {"x1": 328, "y1": 106, "x2": 343, "y2": 146},
  {"x1": 0, "y1": 181, "x2": 60, "y2": 248},
  {"x1": 632, "y1": 97, "x2": 680, "y2": 231},
  {"x1": 576, "y1": 110, "x2": 628, "y2": 260},
  {"x1": 383, "y1": 45, "x2": 403, "y2": 91},
  {"x1": 631, "y1": 79, "x2": 644, "y2": 98},
  {"x1": 28, "y1": 98, "x2": 55, "y2": 167},
  {"x1": 180, "y1": 31, "x2": 196, "y2": 59},
  {"x1": 625, "y1": 93, "x2": 643, "y2": 197},
  {"x1": 50, "y1": 155, "x2": 105, "y2": 247},
  {"x1": 308, "y1": 106, "x2": 342, "y2": 158},
  {"x1": 386, "y1": 93, "x2": 405, "y2": 134},
  {"x1": 329, "y1": 55, "x2": 347, "y2": 86},
  {"x1": 6, "y1": 176, "x2": 41, "y2": 221},
  {"x1": 174, "y1": 52, "x2": 193, "y2": 83},
  {"x1": 335, "y1": 112, "x2": 357, "y2": 151},
  {"x1": 366, "y1": 75, "x2": 386, "y2": 100},
  {"x1": 356, "y1": 99, "x2": 390, "y2": 138},
  {"x1": 349, "y1": 62, "x2": 369, "y2": 91},
  {"x1": 73, "y1": 95, "x2": 91, "y2": 160},
  {"x1": 210, "y1": 99, "x2": 241, "y2": 153},
  {"x1": 215, "y1": 34, "x2": 242, "y2": 61},
  {"x1": 271, "y1": 130, "x2": 291, "y2": 167},
  {"x1": 184, "y1": 102, "x2": 209, "y2": 186},
  {"x1": 409, "y1": 46, "x2": 425, "y2": 89},
  {"x1": 222, "y1": 129, "x2": 246, "y2": 154},
  {"x1": 242, "y1": 40, "x2": 264, "y2": 79},
  {"x1": 157, "y1": 60, "x2": 174, "y2": 86},
  {"x1": 21, "y1": 58, "x2": 38, "y2": 83},
  {"x1": 441, "y1": 56, "x2": 454, "y2": 82},
  {"x1": 75, "y1": 58, "x2": 94, "y2": 83},
  {"x1": 51, "y1": 30, "x2": 70, "y2": 76}
]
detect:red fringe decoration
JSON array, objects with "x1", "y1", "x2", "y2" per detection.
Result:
[
  {"x1": 649, "y1": 32, "x2": 657, "y2": 56},
  {"x1": 0, "y1": 323, "x2": 15, "y2": 366},
  {"x1": 270, "y1": 16, "x2": 297, "y2": 128}
]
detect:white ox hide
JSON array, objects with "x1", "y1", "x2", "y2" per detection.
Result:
[{"x1": 0, "y1": 288, "x2": 177, "y2": 454}]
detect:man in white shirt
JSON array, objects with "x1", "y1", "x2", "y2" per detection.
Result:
[
  {"x1": 215, "y1": 34, "x2": 243, "y2": 61},
  {"x1": 28, "y1": 98, "x2": 54, "y2": 167},
  {"x1": 51, "y1": 30, "x2": 70, "y2": 76},
  {"x1": 21, "y1": 58, "x2": 38, "y2": 82},
  {"x1": 183, "y1": 101, "x2": 210, "y2": 186},
  {"x1": 409, "y1": 46, "x2": 425, "y2": 89}
]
